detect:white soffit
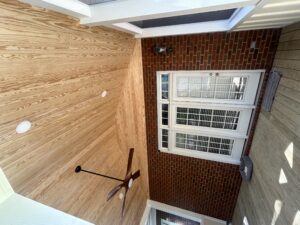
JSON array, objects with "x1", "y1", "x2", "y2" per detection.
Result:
[
  {"x1": 20, "y1": 0, "x2": 91, "y2": 18},
  {"x1": 136, "y1": 20, "x2": 229, "y2": 38},
  {"x1": 80, "y1": 0, "x2": 258, "y2": 25},
  {"x1": 235, "y1": 0, "x2": 300, "y2": 31},
  {"x1": 18, "y1": 0, "x2": 300, "y2": 37}
]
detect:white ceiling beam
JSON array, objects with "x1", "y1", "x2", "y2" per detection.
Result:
[
  {"x1": 19, "y1": 0, "x2": 91, "y2": 18},
  {"x1": 135, "y1": 20, "x2": 229, "y2": 38},
  {"x1": 80, "y1": 0, "x2": 259, "y2": 26},
  {"x1": 263, "y1": 1, "x2": 300, "y2": 9},
  {"x1": 230, "y1": 0, "x2": 269, "y2": 30},
  {"x1": 228, "y1": 6, "x2": 256, "y2": 29},
  {"x1": 109, "y1": 23, "x2": 143, "y2": 35}
]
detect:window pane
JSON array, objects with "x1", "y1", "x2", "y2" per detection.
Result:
[
  {"x1": 162, "y1": 104, "x2": 168, "y2": 125},
  {"x1": 177, "y1": 77, "x2": 189, "y2": 97},
  {"x1": 175, "y1": 132, "x2": 234, "y2": 156},
  {"x1": 176, "y1": 75, "x2": 248, "y2": 100},
  {"x1": 189, "y1": 77, "x2": 202, "y2": 97},
  {"x1": 176, "y1": 107, "x2": 187, "y2": 125},
  {"x1": 161, "y1": 74, "x2": 169, "y2": 99},
  {"x1": 176, "y1": 107, "x2": 240, "y2": 130},
  {"x1": 176, "y1": 133, "x2": 186, "y2": 148},
  {"x1": 162, "y1": 129, "x2": 168, "y2": 148}
]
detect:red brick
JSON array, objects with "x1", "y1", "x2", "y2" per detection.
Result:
[{"x1": 142, "y1": 29, "x2": 281, "y2": 221}]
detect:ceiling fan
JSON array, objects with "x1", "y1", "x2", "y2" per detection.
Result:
[{"x1": 75, "y1": 148, "x2": 140, "y2": 216}]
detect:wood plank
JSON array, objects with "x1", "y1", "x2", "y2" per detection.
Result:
[
  {"x1": 233, "y1": 113, "x2": 300, "y2": 225},
  {"x1": 279, "y1": 77, "x2": 300, "y2": 91},
  {"x1": 275, "y1": 39, "x2": 300, "y2": 51},
  {"x1": 272, "y1": 102, "x2": 300, "y2": 138},
  {"x1": 115, "y1": 40, "x2": 149, "y2": 197},
  {"x1": 233, "y1": 22, "x2": 300, "y2": 225},
  {"x1": 281, "y1": 21, "x2": 300, "y2": 34},
  {"x1": 0, "y1": 1, "x2": 148, "y2": 224},
  {"x1": 273, "y1": 67, "x2": 300, "y2": 81},
  {"x1": 279, "y1": 28, "x2": 300, "y2": 42},
  {"x1": 275, "y1": 50, "x2": 300, "y2": 60},
  {"x1": 273, "y1": 58, "x2": 300, "y2": 70},
  {"x1": 275, "y1": 93, "x2": 300, "y2": 114}
]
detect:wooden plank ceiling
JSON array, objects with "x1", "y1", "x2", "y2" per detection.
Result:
[{"x1": 0, "y1": 0, "x2": 148, "y2": 224}]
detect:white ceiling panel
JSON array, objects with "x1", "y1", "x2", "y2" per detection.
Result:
[{"x1": 235, "y1": 0, "x2": 300, "y2": 31}]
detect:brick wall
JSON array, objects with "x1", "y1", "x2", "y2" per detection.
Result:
[{"x1": 142, "y1": 29, "x2": 281, "y2": 221}]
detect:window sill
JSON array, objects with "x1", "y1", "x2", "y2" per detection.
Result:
[{"x1": 159, "y1": 148, "x2": 241, "y2": 165}]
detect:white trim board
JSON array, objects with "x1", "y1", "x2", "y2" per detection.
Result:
[
  {"x1": 17, "y1": 0, "x2": 294, "y2": 38},
  {"x1": 140, "y1": 200, "x2": 226, "y2": 225},
  {"x1": 0, "y1": 194, "x2": 94, "y2": 225},
  {"x1": 0, "y1": 168, "x2": 94, "y2": 225},
  {"x1": 135, "y1": 20, "x2": 229, "y2": 38},
  {"x1": 0, "y1": 169, "x2": 14, "y2": 205},
  {"x1": 80, "y1": 0, "x2": 257, "y2": 25},
  {"x1": 20, "y1": 0, "x2": 91, "y2": 18}
]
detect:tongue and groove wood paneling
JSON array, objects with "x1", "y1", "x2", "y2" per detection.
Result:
[
  {"x1": 232, "y1": 22, "x2": 300, "y2": 225},
  {"x1": 0, "y1": 0, "x2": 148, "y2": 224},
  {"x1": 116, "y1": 40, "x2": 149, "y2": 197}
]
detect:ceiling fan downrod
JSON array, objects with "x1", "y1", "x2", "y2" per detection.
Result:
[
  {"x1": 75, "y1": 165, "x2": 124, "y2": 182},
  {"x1": 75, "y1": 148, "x2": 140, "y2": 216}
]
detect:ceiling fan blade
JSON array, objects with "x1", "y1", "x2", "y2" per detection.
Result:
[
  {"x1": 121, "y1": 188, "x2": 128, "y2": 217},
  {"x1": 126, "y1": 148, "x2": 134, "y2": 176},
  {"x1": 132, "y1": 170, "x2": 140, "y2": 180},
  {"x1": 107, "y1": 183, "x2": 123, "y2": 201}
]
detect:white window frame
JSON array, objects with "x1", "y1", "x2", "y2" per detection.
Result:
[
  {"x1": 173, "y1": 71, "x2": 261, "y2": 105},
  {"x1": 171, "y1": 103, "x2": 253, "y2": 137},
  {"x1": 161, "y1": 219, "x2": 177, "y2": 225},
  {"x1": 139, "y1": 200, "x2": 226, "y2": 225},
  {"x1": 157, "y1": 70, "x2": 264, "y2": 165}
]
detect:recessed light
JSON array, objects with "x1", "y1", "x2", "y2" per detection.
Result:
[
  {"x1": 16, "y1": 120, "x2": 31, "y2": 134},
  {"x1": 101, "y1": 90, "x2": 108, "y2": 97}
]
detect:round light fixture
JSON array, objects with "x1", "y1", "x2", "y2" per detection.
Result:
[
  {"x1": 118, "y1": 192, "x2": 124, "y2": 200},
  {"x1": 16, "y1": 120, "x2": 31, "y2": 134},
  {"x1": 128, "y1": 178, "x2": 133, "y2": 189},
  {"x1": 101, "y1": 90, "x2": 108, "y2": 98}
]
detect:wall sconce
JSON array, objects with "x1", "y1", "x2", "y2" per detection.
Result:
[
  {"x1": 250, "y1": 41, "x2": 256, "y2": 49},
  {"x1": 153, "y1": 46, "x2": 174, "y2": 54},
  {"x1": 240, "y1": 155, "x2": 253, "y2": 181}
]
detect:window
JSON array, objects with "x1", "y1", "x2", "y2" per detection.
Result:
[
  {"x1": 157, "y1": 70, "x2": 263, "y2": 164},
  {"x1": 161, "y1": 219, "x2": 178, "y2": 225}
]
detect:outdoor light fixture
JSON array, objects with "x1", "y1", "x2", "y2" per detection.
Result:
[{"x1": 154, "y1": 46, "x2": 174, "y2": 54}]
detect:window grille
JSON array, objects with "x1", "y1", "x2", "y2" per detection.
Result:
[{"x1": 157, "y1": 70, "x2": 263, "y2": 164}]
